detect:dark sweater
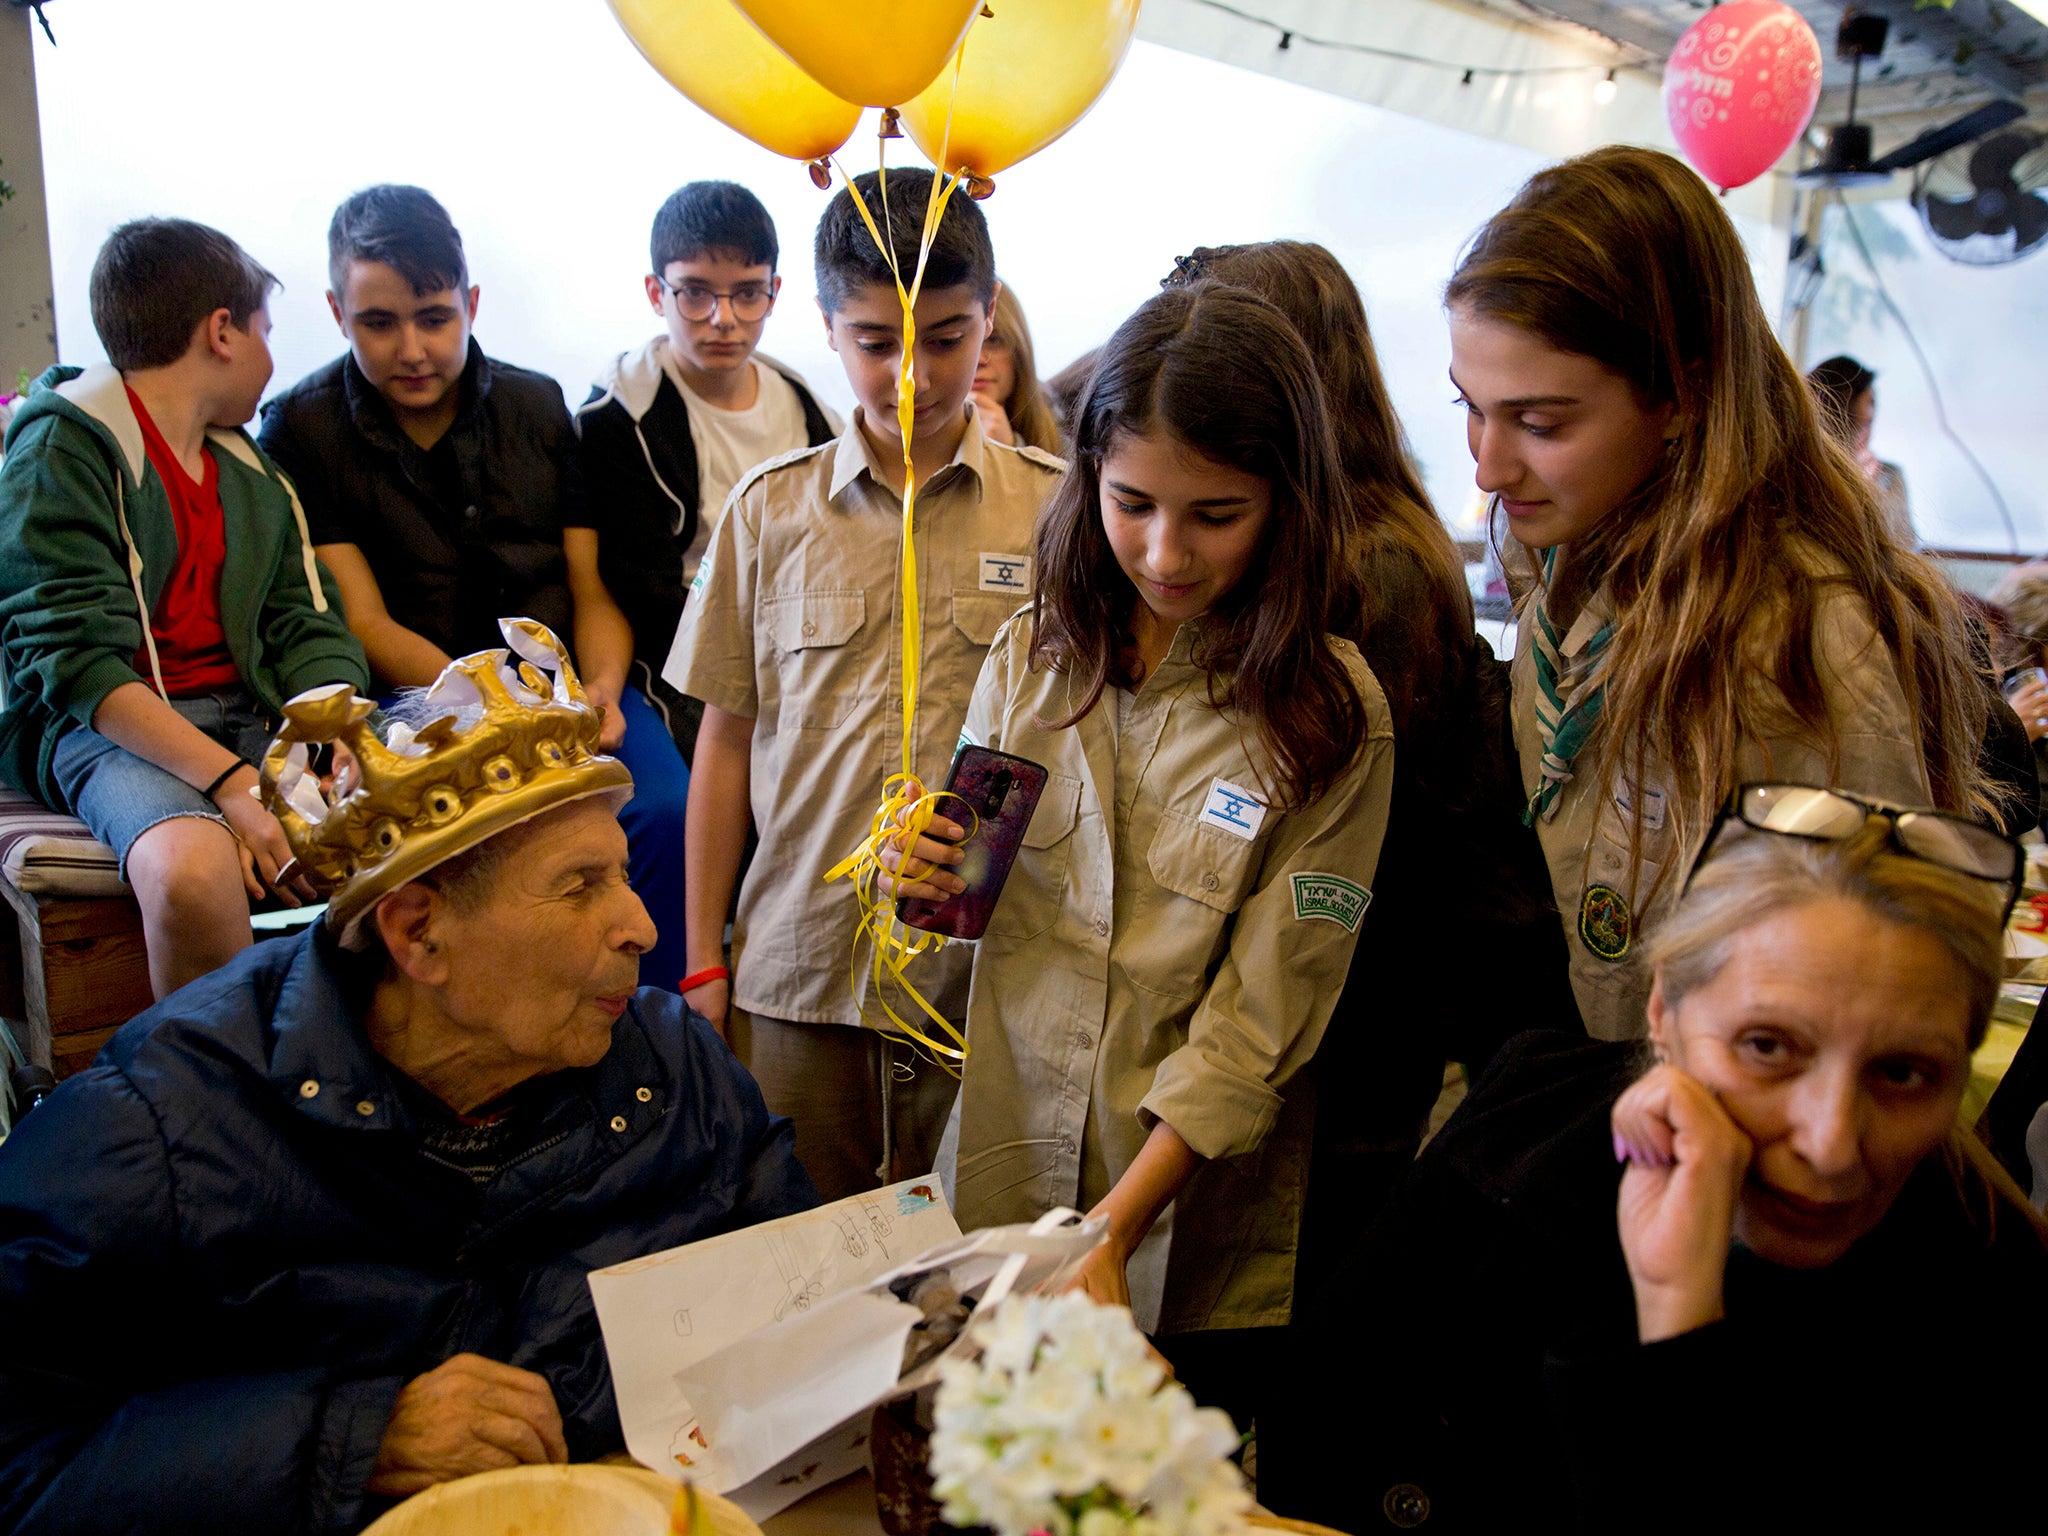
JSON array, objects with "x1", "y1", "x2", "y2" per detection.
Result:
[
  {"x1": 1264, "y1": 1030, "x2": 2048, "y2": 1533},
  {"x1": 260, "y1": 343, "x2": 593, "y2": 660}
]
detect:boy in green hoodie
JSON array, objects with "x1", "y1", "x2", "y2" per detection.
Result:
[{"x1": 0, "y1": 219, "x2": 371, "y2": 1000}]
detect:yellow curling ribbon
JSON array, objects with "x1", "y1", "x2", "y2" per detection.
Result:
[{"x1": 821, "y1": 73, "x2": 977, "y2": 1072}]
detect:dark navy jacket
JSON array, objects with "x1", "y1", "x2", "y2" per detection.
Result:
[{"x1": 0, "y1": 924, "x2": 815, "y2": 1534}]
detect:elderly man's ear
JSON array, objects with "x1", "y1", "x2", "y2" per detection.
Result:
[{"x1": 373, "y1": 885, "x2": 455, "y2": 986}]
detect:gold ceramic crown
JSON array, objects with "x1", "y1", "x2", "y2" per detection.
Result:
[{"x1": 260, "y1": 618, "x2": 634, "y2": 939}]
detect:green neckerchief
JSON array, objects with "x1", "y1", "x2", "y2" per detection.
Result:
[{"x1": 1525, "y1": 547, "x2": 1615, "y2": 826}]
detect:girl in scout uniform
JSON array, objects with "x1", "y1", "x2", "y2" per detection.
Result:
[
  {"x1": 1446, "y1": 145, "x2": 1993, "y2": 1041},
  {"x1": 887, "y1": 283, "x2": 1396, "y2": 1407}
]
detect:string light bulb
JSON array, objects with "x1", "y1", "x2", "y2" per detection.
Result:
[{"x1": 1593, "y1": 68, "x2": 1618, "y2": 105}]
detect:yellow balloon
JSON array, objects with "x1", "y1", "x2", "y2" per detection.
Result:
[
  {"x1": 732, "y1": 0, "x2": 983, "y2": 109},
  {"x1": 900, "y1": 0, "x2": 1143, "y2": 179},
  {"x1": 608, "y1": 0, "x2": 861, "y2": 162}
]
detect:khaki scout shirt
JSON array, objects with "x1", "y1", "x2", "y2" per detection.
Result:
[
  {"x1": 1513, "y1": 569, "x2": 1930, "y2": 1042},
  {"x1": 663, "y1": 406, "x2": 1062, "y2": 1026},
  {"x1": 942, "y1": 618, "x2": 1396, "y2": 1334}
]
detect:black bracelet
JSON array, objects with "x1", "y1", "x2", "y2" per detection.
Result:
[{"x1": 201, "y1": 761, "x2": 250, "y2": 802}]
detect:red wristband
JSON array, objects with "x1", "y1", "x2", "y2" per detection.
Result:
[{"x1": 677, "y1": 965, "x2": 730, "y2": 994}]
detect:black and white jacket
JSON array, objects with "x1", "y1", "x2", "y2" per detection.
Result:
[{"x1": 575, "y1": 338, "x2": 836, "y2": 732}]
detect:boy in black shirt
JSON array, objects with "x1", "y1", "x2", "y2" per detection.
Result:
[{"x1": 261, "y1": 185, "x2": 693, "y2": 991}]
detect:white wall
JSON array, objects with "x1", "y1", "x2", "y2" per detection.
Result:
[
  {"x1": 33, "y1": 0, "x2": 1772, "y2": 535},
  {"x1": 1, "y1": 3, "x2": 55, "y2": 390}
]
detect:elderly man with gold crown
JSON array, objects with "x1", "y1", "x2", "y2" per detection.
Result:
[{"x1": 0, "y1": 620, "x2": 817, "y2": 1535}]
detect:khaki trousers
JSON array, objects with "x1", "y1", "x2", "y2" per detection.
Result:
[{"x1": 730, "y1": 1011, "x2": 961, "y2": 1203}]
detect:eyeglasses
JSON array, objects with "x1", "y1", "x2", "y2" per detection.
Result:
[
  {"x1": 1693, "y1": 782, "x2": 2021, "y2": 919},
  {"x1": 657, "y1": 276, "x2": 775, "y2": 323}
]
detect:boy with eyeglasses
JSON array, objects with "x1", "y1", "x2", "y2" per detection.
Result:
[{"x1": 576, "y1": 182, "x2": 839, "y2": 756}]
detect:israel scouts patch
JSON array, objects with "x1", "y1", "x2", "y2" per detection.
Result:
[
  {"x1": 1579, "y1": 884, "x2": 1633, "y2": 961},
  {"x1": 1291, "y1": 873, "x2": 1372, "y2": 932}
]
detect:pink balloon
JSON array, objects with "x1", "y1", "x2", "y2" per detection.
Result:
[{"x1": 1662, "y1": 0, "x2": 1822, "y2": 190}]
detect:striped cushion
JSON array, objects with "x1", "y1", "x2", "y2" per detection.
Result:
[{"x1": 0, "y1": 789, "x2": 129, "y2": 898}]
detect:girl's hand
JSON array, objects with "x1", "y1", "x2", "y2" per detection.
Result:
[
  {"x1": 1610, "y1": 1064, "x2": 1753, "y2": 1343},
  {"x1": 1058, "y1": 1229, "x2": 1134, "y2": 1310},
  {"x1": 876, "y1": 784, "x2": 968, "y2": 901}
]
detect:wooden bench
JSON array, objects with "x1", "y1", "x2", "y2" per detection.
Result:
[{"x1": 0, "y1": 791, "x2": 152, "y2": 1078}]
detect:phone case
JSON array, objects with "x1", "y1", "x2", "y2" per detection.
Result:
[{"x1": 896, "y1": 746, "x2": 1050, "y2": 941}]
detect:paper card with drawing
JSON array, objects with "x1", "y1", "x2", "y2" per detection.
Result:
[{"x1": 590, "y1": 1177, "x2": 961, "y2": 1514}]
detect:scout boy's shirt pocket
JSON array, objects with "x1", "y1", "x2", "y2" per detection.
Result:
[
  {"x1": 950, "y1": 590, "x2": 1020, "y2": 648},
  {"x1": 765, "y1": 588, "x2": 865, "y2": 730}
]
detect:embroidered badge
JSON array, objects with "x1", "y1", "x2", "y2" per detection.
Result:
[
  {"x1": 979, "y1": 552, "x2": 1033, "y2": 593},
  {"x1": 1579, "y1": 883, "x2": 1634, "y2": 962},
  {"x1": 1291, "y1": 872, "x2": 1372, "y2": 932},
  {"x1": 1199, "y1": 778, "x2": 1267, "y2": 841}
]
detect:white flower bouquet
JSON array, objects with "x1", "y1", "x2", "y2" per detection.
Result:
[{"x1": 928, "y1": 1293, "x2": 1252, "y2": 1536}]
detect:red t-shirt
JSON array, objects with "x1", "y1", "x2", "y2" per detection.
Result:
[{"x1": 127, "y1": 388, "x2": 241, "y2": 696}]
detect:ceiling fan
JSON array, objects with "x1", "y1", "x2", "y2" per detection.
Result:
[
  {"x1": 1796, "y1": 9, "x2": 2023, "y2": 187},
  {"x1": 1914, "y1": 126, "x2": 2048, "y2": 264}
]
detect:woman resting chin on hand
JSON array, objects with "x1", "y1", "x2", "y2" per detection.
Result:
[{"x1": 1261, "y1": 801, "x2": 2048, "y2": 1535}]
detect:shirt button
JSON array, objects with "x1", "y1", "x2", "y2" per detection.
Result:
[
  {"x1": 801, "y1": 620, "x2": 817, "y2": 637},
  {"x1": 299, "y1": 1079, "x2": 319, "y2": 1099},
  {"x1": 610, "y1": 1115, "x2": 628, "y2": 1133},
  {"x1": 636, "y1": 1086, "x2": 653, "y2": 1103},
  {"x1": 1200, "y1": 871, "x2": 1219, "y2": 891},
  {"x1": 1093, "y1": 915, "x2": 1110, "y2": 937},
  {"x1": 1076, "y1": 1031, "x2": 1093, "y2": 1050},
  {"x1": 1058, "y1": 1134, "x2": 1077, "y2": 1154},
  {"x1": 463, "y1": 504, "x2": 480, "y2": 522},
  {"x1": 355, "y1": 1099, "x2": 375, "y2": 1117}
]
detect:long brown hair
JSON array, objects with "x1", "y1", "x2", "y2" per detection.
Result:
[
  {"x1": 1188, "y1": 240, "x2": 1474, "y2": 778},
  {"x1": 986, "y1": 282, "x2": 1063, "y2": 454},
  {"x1": 1031, "y1": 283, "x2": 1365, "y2": 810},
  {"x1": 1446, "y1": 146, "x2": 1991, "y2": 871}
]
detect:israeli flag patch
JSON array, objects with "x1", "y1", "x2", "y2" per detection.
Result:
[
  {"x1": 1291, "y1": 873, "x2": 1372, "y2": 932},
  {"x1": 979, "y1": 552, "x2": 1033, "y2": 594},
  {"x1": 1199, "y1": 778, "x2": 1266, "y2": 841}
]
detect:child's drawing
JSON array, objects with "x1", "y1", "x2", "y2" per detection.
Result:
[
  {"x1": 768, "y1": 1229, "x2": 825, "y2": 1319},
  {"x1": 831, "y1": 1210, "x2": 868, "y2": 1259}
]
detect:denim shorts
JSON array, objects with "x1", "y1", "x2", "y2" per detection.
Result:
[{"x1": 49, "y1": 687, "x2": 275, "y2": 875}]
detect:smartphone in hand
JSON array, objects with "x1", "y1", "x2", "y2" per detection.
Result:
[{"x1": 897, "y1": 746, "x2": 1048, "y2": 940}]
